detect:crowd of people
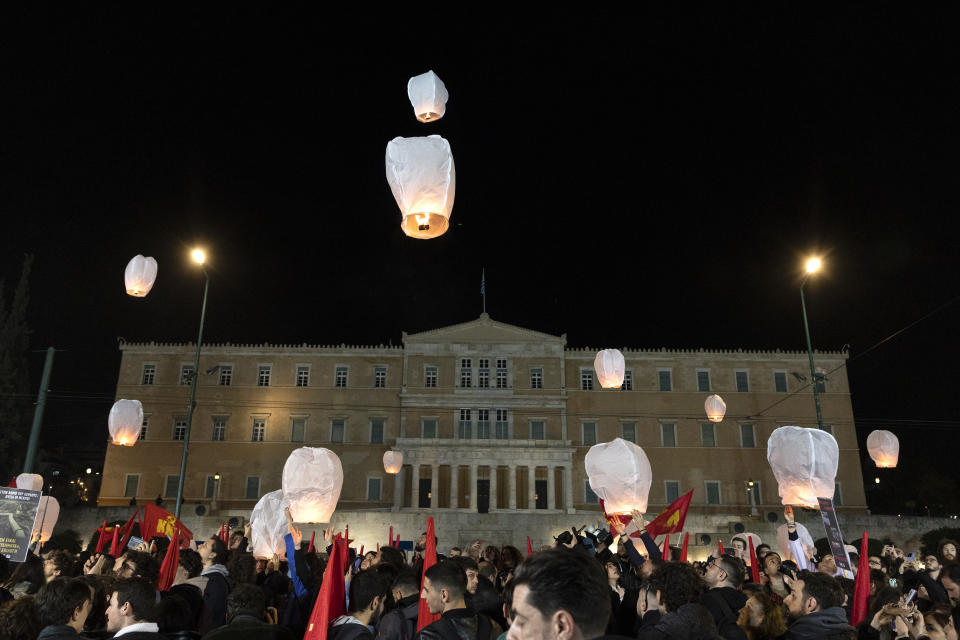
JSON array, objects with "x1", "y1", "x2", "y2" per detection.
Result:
[{"x1": 0, "y1": 506, "x2": 958, "y2": 640}]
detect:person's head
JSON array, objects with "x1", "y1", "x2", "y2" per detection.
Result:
[
  {"x1": 421, "y1": 562, "x2": 467, "y2": 615},
  {"x1": 106, "y1": 578, "x2": 157, "y2": 631},
  {"x1": 375, "y1": 545, "x2": 406, "y2": 571},
  {"x1": 506, "y1": 549, "x2": 610, "y2": 640},
  {"x1": 350, "y1": 570, "x2": 388, "y2": 620},
  {"x1": 731, "y1": 536, "x2": 747, "y2": 555},
  {"x1": 198, "y1": 537, "x2": 228, "y2": 567},
  {"x1": 226, "y1": 583, "x2": 266, "y2": 621},
  {"x1": 925, "y1": 603, "x2": 958, "y2": 640},
  {"x1": 176, "y1": 548, "x2": 203, "y2": 583},
  {"x1": 74, "y1": 574, "x2": 108, "y2": 631},
  {"x1": 704, "y1": 555, "x2": 744, "y2": 589},
  {"x1": 115, "y1": 550, "x2": 159, "y2": 584},
  {"x1": 924, "y1": 553, "x2": 942, "y2": 574},
  {"x1": 229, "y1": 530, "x2": 245, "y2": 551},
  {"x1": 783, "y1": 570, "x2": 844, "y2": 622},
  {"x1": 737, "y1": 590, "x2": 787, "y2": 638},
  {"x1": 941, "y1": 563, "x2": 960, "y2": 606},
  {"x1": 43, "y1": 550, "x2": 74, "y2": 583},
  {"x1": 3, "y1": 553, "x2": 44, "y2": 593},
  {"x1": 446, "y1": 555, "x2": 480, "y2": 594},
  {"x1": 0, "y1": 596, "x2": 42, "y2": 640},
  {"x1": 604, "y1": 559, "x2": 621, "y2": 584},
  {"x1": 501, "y1": 545, "x2": 524, "y2": 571},
  {"x1": 391, "y1": 570, "x2": 419, "y2": 603},
  {"x1": 868, "y1": 569, "x2": 886, "y2": 596},
  {"x1": 868, "y1": 555, "x2": 885, "y2": 574},
  {"x1": 647, "y1": 562, "x2": 705, "y2": 614},
  {"x1": 155, "y1": 593, "x2": 194, "y2": 634},
  {"x1": 35, "y1": 577, "x2": 93, "y2": 632},
  {"x1": 816, "y1": 553, "x2": 837, "y2": 576},
  {"x1": 939, "y1": 539, "x2": 959, "y2": 563},
  {"x1": 449, "y1": 547, "x2": 462, "y2": 557},
  {"x1": 755, "y1": 543, "x2": 772, "y2": 559},
  {"x1": 228, "y1": 552, "x2": 257, "y2": 585},
  {"x1": 483, "y1": 545, "x2": 501, "y2": 567},
  {"x1": 359, "y1": 550, "x2": 378, "y2": 571},
  {"x1": 478, "y1": 560, "x2": 497, "y2": 583},
  {"x1": 762, "y1": 552, "x2": 781, "y2": 576}
]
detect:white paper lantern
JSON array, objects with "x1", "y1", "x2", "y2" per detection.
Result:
[
  {"x1": 108, "y1": 399, "x2": 143, "y2": 446},
  {"x1": 124, "y1": 255, "x2": 158, "y2": 297},
  {"x1": 407, "y1": 70, "x2": 448, "y2": 123},
  {"x1": 776, "y1": 522, "x2": 816, "y2": 563},
  {"x1": 383, "y1": 450, "x2": 403, "y2": 474},
  {"x1": 866, "y1": 430, "x2": 899, "y2": 468},
  {"x1": 766, "y1": 426, "x2": 838, "y2": 508},
  {"x1": 584, "y1": 438, "x2": 653, "y2": 515},
  {"x1": 31, "y1": 496, "x2": 60, "y2": 544},
  {"x1": 282, "y1": 447, "x2": 343, "y2": 523},
  {"x1": 250, "y1": 490, "x2": 287, "y2": 558},
  {"x1": 16, "y1": 473, "x2": 44, "y2": 492},
  {"x1": 704, "y1": 394, "x2": 726, "y2": 423},
  {"x1": 594, "y1": 349, "x2": 625, "y2": 389},
  {"x1": 730, "y1": 532, "x2": 762, "y2": 559},
  {"x1": 385, "y1": 135, "x2": 456, "y2": 239}
]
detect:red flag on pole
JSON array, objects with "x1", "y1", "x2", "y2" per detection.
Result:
[
  {"x1": 94, "y1": 521, "x2": 110, "y2": 554},
  {"x1": 119, "y1": 507, "x2": 141, "y2": 550},
  {"x1": 850, "y1": 532, "x2": 870, "y2": 625},
  {"x1": 304, "y1": 534, "x2": 348, "y2": 640},
  {"x1": 526, "y1": 536, "x2": 533, "y2": 557},
  {"x1": 142, "y1": 504, "x2": 193, "y2": 547},
  {"x1": 7, "y1": 477, "x2": 16, "y2": 488},
  {"x1": 308, "y1": 531, "x2": 315, "y2": 554},
  {"x1": 718, "y1": 540, "x2": 725, "y2": 555},
  {"x1": 389, "y1": 526, "x2": 393, "y2": 547},
  {"x1": 157, "y1": 527, "x2": 181, "y2": 591},
  {"x1": 662, "y1": 534, "x2": 670, "y2": 558},
  {"x1": 394, "y1": 534, "x2": 400, "y2": 548},
  {"x1": 748, "y1": 536, "x2": 760, "y2": 583},
  {"x1": 360, "y1": 545, "x2": 364, "y2": 556},
  {"x1": 680, "y1": 532, "x2": 690, "y2": 562},
  {"x1": 111, "y1": 509, "x2": 140, "y2": 557},
  {"x1": 416, "y1": 517, "x2": 441, "y2": 631}
]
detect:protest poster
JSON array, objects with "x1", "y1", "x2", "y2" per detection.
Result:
[
  {"x1": 818, "y1": 496, "x2": 853, "y2": 573},
  {"x1": 0, "y1": 487, "x2": 42, "y2": 562}
]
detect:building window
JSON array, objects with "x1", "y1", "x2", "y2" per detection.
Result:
[
  {"x1": 458, "y1": 409, "x2": 472, "y2": 439},
  {"x1": 422, "y1": 419, "x2": 437, "y2": 439},
  {"x1": 582, "y1": 423, "x2": 597, "y2": 446},
  {"x1": 180, "y1": 364, "x2": 194, "y2": 386},
  {"x1": 739, "y1": 423, "x2": 755, "y2": 448},
  {"x1": 530, "y1": 367, "x2": 543, "y2": 389},
  {"x1": 580, "y1": 368, "x2": 594, "y2": 391},
  {"x1": 459, "y1": 359, "x2": 472, "y2": 388},
  {"x1": 245, "y1": 477, "x2": 260, "y2": 500},
  {"x1": 335, "y1": 366, "x2": 348, "y2": 388},
  {"x1": 367, "y1": 478, "x2": 382, "y2": 501},
  {"x1": 291, "y1": 418, "x2": 305, "y2": 442},
  {"x1": 665, "y1": 480, "x2": 680, "y2": 504},
  {"x1": 139, "y1": 418, "x2": 148, "y2": 441},
  {"x1": 296, "y1": 366, "x2": 310, "y2": 387},
  {"x1": 622, "y1": 422, "x2": 636, "y2": 442},
  {"x1": 252, "y1": 418, "x2": 265, "y2": 442},
  {"x1": 530, "y1": 421, "x2": 545, "y2": 440},
  {"x1": 496, "y1": 358, "x2": 508, "y2": 388},
  {"x1": 661, "y1": 423, "x2": 677, "y2": 447},
  {"x1": 697, "y1": 370, "x2": 711, "y2": 392},
  {"x1": 476, "y1": 409, "x2": 490, "y2": 439},
  {"x1": 124, "y1": 474, "x2": 139, "y2": 498},
  {"x1": 815, "y1": 370, "x2": 826, "y2": 393},
  {"x1": 705, "y1": 481, "x2": 722, "y2": 505},
  {"x1": 258, "y1": 365, "x2": 271, "y2": 387},
  {"x1": 495, "y1": 409, "x2": 509, "y2": 439},
  {"x1": 700, "y1": 423, "x2": 717, "y2": 447},
  {"x1": 774, "y1": 371, "x2": 788, "y2": 393},
  {"x1": 370, "y1": 419, "x2": 385, "y2": 444},
  {"x1": 165, "y1": 475, "x2": 180, "y2": 498},
  {"x1": 331, "y1": 419, "x2": 345, "y2": 443},
  {"x1": 205, "y1": 476, "x2": 217, "y2": 499},
  {"x1": 820, "y1": 424, "x2": 834, "y2": 436},
  {"x1": 833, "y1": 483, "x2": 843, "y2": 506},
  {"x1": 658, "y1": 369, "x2": 672, "y2": 391},
  {"x1": 173, "y1": 418, "x2": 187, "y2": 441},
  {"x1": 747, "y1": 481, "x2": 761, "y2": 506},
  {"x1": 219, "y1": 365, "x2": 233, "y2": 386},
  {"x1": 621, "y1": 370, "x2": 633, "y2": 391},
  {"x1": 478, "y1": 359, "x2": 490, "y2": 388},
  {"x1": 585, "y1": 481, "x2": 599, "y2": 504},
  {"x1": 141, "y1": 364, "x2": 156, "y2": 385},
  {"x1": 212, "y1": 417, "x2": 227, "y2": 441},
  {"x1": 424, "y1": 366, "x2": 438, "y2": 388},
  {"x1": 374, "y1": 366, "x2": 387, "y2": 388},
  {"x1": 735, "y1": 370, "x2": 749, "y2": 392}
]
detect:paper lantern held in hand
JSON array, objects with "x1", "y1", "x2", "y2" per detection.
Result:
[
  {"x1": 407, "y1": 70, "x2": 448, "y2": 122},
  {"x1": 124, "y1": 255, "x2": 158, "y2": 297},
  {"x1": 704, "y1": 394, "x2": 726, "y2": 423},
  {"x1": 16, "y1": 473, "x2": 44, "y2": 492},
  {"x1": 282, "y1": 447, "x2": 343, "y2": 523},
  {"x1": 109, "y1": 399, "x2": 143, "y2": 446},
  {"x1": 250, "y1": 490, "x2": 287, "y2": 558},
  {"x1": 866, "y1": 430, "x2": 899, "y2": 468},
  {"x1": 31, "y1": 496, "x2": 60, "y2": 544},
  {"x1": 594, "y1": 349, "x2": 625, "y2": 389},
  {"x1": 766, "y1": 426, "x2": 838, "y2": 508},
  {"x1": 386, "y1": 135, "x2": 456, "y2": 239},
  {"x1": 776, "y1": 521, "x2": 816, "y2": 563},
  {"x1": 584, "y1": 438, "x2": 652, "y2": 515},
  {"x1": 383, "y1": 450, "x2": 403, "y2": 474}
]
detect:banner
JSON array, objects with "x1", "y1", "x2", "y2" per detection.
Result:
[
  {"x1": 817, "y1": 497, "x2": 853, "y2": 573},
  {"x1": 0, "y1": 487, "x2": 42, "y2": 562},
  {"x1": 141, "y1": 504, "x2": 193, "y2": 547}
]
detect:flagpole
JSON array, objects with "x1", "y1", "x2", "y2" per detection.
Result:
[{"x1": 481, "y1": 268, "x2": 486, "y2": 314}]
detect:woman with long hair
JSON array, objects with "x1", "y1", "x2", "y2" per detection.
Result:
[{"x1": 737, "y1": 589, "x2": 787, "y2": 640}]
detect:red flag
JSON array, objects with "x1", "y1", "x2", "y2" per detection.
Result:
[
  {"x1": 644, "y1": 490, "x2": 694, "y2": 539},
  {"x1": 111, "y1": 509, "x2": 140, "y2": 557},
  {"x1": 680, "y1": 532, "x2": 690, "y2": 562},
  {"x1": 345, "y1": 525, "x2": 349, "y2": 544},
  {"x1": 662, "y1": 534, "x2": 670, "y2": 558},
  {"x1": 220, "y1": 523, "x2": 229, "y2": 543},
  {"x1": 394, "y1": 534, "x2": 400, "y2": 548},
  {"x1": 718, "y1": 540, "x2": 725, "y2": 555},
  {"x1": 119, "y1": 507, "x2": 141, "y2": 550},
  {"x1": 417, "y1": 517, "x2": 441, "y2": 631},
  {"x1": 7, "y1": 477, "x2": 16, "y2": 488},
  {"x1": 526, "y1": 536, "x2": 533, "y2": 557},
  {"x1": 748, "y1": 536, "x2": 760, "y2": 583},
  {"x1": 304, "y1": 534, "x2": 347, "y2": 639},
  {"x1": 376, "y1": 543, "x2": 379, "y2": 552},
  {"x1": 157, "y1": 527, "x2": 181, "y2": 591},
  {"x1": 142, "y1": 504, "x2": 193, "y2": 547},
  {"x1": 389, "y1": 526, "x2": 393, "y2": 547},
  {"x1": 308, "y1": 531, "x2": 315, "y2": 553},
  {"x1": 850, "y1": 532, "x2": 870, "y2": 625},
  {"x1": 360, "y1": 545, "x2": 364, "y2": 556},
  {"x1": 95, "y1": 521, "x2": 112, "y2": 554}
]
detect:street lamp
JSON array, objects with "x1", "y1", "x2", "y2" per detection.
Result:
[
  {"x1": 174, "y1": 248, "x2": 211, "y2": 519},
  {"x1": 800, "y1": 256, "x2": 825, "y2": 431}
]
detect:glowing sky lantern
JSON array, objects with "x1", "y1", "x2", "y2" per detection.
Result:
[
  {"x1": 386, "y1": 135, "x2": 456, "y2": 239},
  {"x1": 766, "y1": 425, "x2": 838, "y2": 508},
  {"x1": 704, "y1": 394, "x2": 727, "y2": 422},
  {"x1": 108, "y1": 399, "x2": 143, "y2": 446},
  {"x1": 250, "y1": 490, "x2": 287, "y2": 558},
  {"x1": 585, "y1": 438, "x2": 652, "y2": 514},
  {"x1": 407, "y1": 70, "x2": 448, "y2": 122},
  {"x1": 594, "y1": 349, "x2": 625, "y2": 389},
  {"x1": 866, "y1": 430, "x2": 899, "y2": 468},
  {"x1": 31, "y1": 496, "x2": 60, "y2": 544},
  {"x1": 282, "y1": 447, "x2": 343, "y2": 523},
  {"x1": 383, "y1": 450, "x2": 403, "y2": 474},
  {"x1": 124, "y1": 255, "x2": 158, "y2": 297},
  {"x1": 16, "y1": 473, "x2": 43, "y2": 492}
]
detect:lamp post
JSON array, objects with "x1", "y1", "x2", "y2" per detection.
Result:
[
  {"x1": 174, "y1": 248, "x2": 210, "y2": 519},
  {"x1": 211, "y1": 472, "x2": 221, "y2": 512},
  {"x1": 800, "y1": 257, "x2": 825, "y2": 431}
]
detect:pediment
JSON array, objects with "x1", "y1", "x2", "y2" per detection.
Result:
[{"x1": 403, "y1": 313, "x2": 566, "y2": 346}]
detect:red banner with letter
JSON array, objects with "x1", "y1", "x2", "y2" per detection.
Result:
[{"x1": 141, "y1": 504, "x2": 192, "y2": 547}]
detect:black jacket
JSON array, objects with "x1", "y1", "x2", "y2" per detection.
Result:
[
  {"x1": 700, "y1": 587, "x2": 748, "y2": 640},
  {"x1": 38, "y1": 625, "x2": 82, "y2": 640},
  {"x1": 201, "y1": 615, "x2": 295, "y2": 640},
  {"x1": 785, "y1": 607, "x2": 856, "y2": 640},
  {"x1": 200, "y1": 568, "x2": 233, "y2": 634},
  {"x1": 413, "y1": 608, "x2": 498, "y2": 640},
  {"x1": 636, "y1": 603, "x2": 724, "y2": 640},
  {"x1": 377, "y1": 593, "x2": 419, "y2": 640}
]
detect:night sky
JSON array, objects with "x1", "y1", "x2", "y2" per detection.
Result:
[{"x1": 3, "y1": 8, "x2": 958, "y2": 513}]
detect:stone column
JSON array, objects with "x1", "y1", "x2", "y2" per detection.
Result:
[
  {"x1": 527, "y1": 466, "x2": 537, "y2": 510},
  {"x1": 547, "y1": 465, "x2": 556, "y2": 510},
  {"x1": 392, "y1": 464, "x2": 404, "y2": 512},
  {"x1": 489, "y1": 465, "x2": 498, "y2": 511},
  {"x1": 411, "y1": 463, "x2": 420, "y2": 509},
  {"x1": 450, "y1": 464, "x2": 458, "y2": 510},
  {"x1": 563, "y1": 465, "x2": 574, "y2": 512},
  {"x1": 469, "y1": 465, "x2": 478, "y2": 511},
  {"x1": 430, "y1": 464, "x2": 439, "y2": 509},
  {"x1": 508, "y1": 465, "x2": 517, "y2": 509}
]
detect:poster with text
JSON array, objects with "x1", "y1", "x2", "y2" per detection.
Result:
[
  {"x1": 0, "y1": 488, "x2": 42, "y2": 562},
  {"x1": 817, "y1": 496, "x2": 852, "y2": 573}
]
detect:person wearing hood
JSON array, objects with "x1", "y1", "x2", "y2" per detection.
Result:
[
  {"x1": 638, "y1": 563, "x2": 723, "y2": 640},
  {"x1": 198, "y1": 535, "x2": 233, "y2": 633},
  {"x1": 700, "y1": 555, "x2": 748, "y2": 640},
  {"x1": 782, "y1": 570, "x2": 855, "y2": 640}
]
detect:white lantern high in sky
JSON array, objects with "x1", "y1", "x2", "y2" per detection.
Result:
[
  {"x1": 383, "y1": 450, "x2": 403, "y2": 474},
  {"x1": 386, "y1": 135, "x2": 456, "y2": 239},
  {"x1": 407, "y1": 70, "x2": 448, "y2": 122},
  {"x1": 766, "y1": 425, "x2": 839, "y2": 508},
  {"x1": 866, "y1": 430, "x2": 899, "y2": 468},
  {"x1": 704, "y1": 394, "x2": 727, "y2": 422},
  {"x1": 584, "y1": 438, "x2": 653, "y2": 514},
  {"x1": 108, "y1": 399, "x2": 143, "y2": 446},
  {"x1": 16, "y1": 473, "x2": 43, "y2": 492},
  {"x1": 282, "y1": 447, "x2": 343, "y2": 523},
  {"x1": 250, "y1": 490, "x2": 287, "y2": 558},
  {"x1": 124, "y1": 255, "x2": 158, "y2": 297},
  {"x1": 31, "y1": 496, "x2": 59, "y2": 544},
  {"x1": 594, "y1": 349, "x2": 625, "y2": 389}
]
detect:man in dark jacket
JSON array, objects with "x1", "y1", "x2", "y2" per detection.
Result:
[
  {"x1": 202, "y1": 584, "x2": 294, "y2": 640},
  {"x1": 638, "y1": 563, "x2": 722, "y2": 640},
  {"x1": 415, "y1": 562, "x2": 499, "y2": 640},
  {"x1": 783, "y1": 570, "x2": 856, "y2": 640},
  {"x1": 330, "y1": 571, "x2": 388, "y2": 640},
  {"x1": 377, "y1": 571, "x2": 420, "y2": 640},
  {"x1": 700, "y1": 555, "x2": 747, "y2": 640},
  {"x1": 105, "y1": 578, "x2": 166, "y2": 639},
  {"x1": 35, "y1": 577, "x2": 93, "y2": 640}
]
